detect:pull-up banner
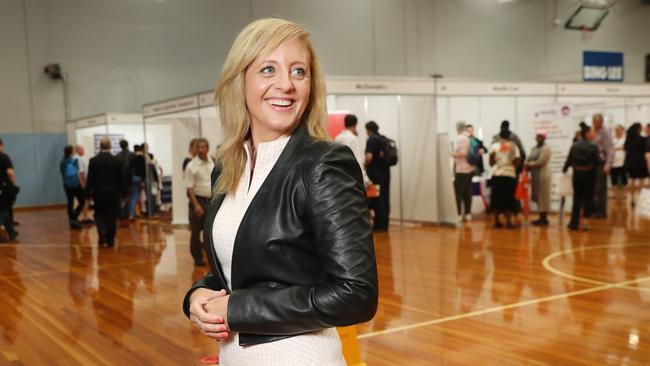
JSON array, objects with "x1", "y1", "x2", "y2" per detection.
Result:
[{"x1": 583, "y1": 51, "x2": 623, "y2": 82}]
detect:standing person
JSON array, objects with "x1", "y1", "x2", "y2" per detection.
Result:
[
  {"x1": 492, "y1": 120, "x2": 525, "y2": 172},
  {"x1": 365, "y1": 120, "x2": 393, "y2": 232},
  {"x1": 74, "y1": 145, "x2": 94, "y2": 225},
  {"x1": 591, "y1": 113, "x2": 614, "y2": 218},
  {"x1": 610, "y1": 124, "x2": 627, "y2": 203},
  {"x1": 60, "y1": 145, "x2": 84, "y2": 229},
  {"x1": 128, "y1": 144, "x2": 146, "y2": 219},
  {"x1": 451, "y1": 121, "x2": 476, "y2": 222},
  {"x1": 116, "y1": 140, "x2": 135, "y2": 220},
  {"x1": 86, "y1": 138, "x2": 124, "y2": 247},
  {"x1": 624, "y1": 123, "x2": 648, "y2": 207},
  {"x1": 335, "y1": 114, "x2": 370, "y2": 186},
  {"x1": 489, "y1": 128, "x2": 520, "y2": 228},
  {"x1": 563, "y1": 125, "x2": 601, "y2": 231},
  {"x1": 184, "y1": 138, "x2": 214, "y2": 267},
  {"x1": 183, "y1": 138, "x2": 198, "y2": 172},
  {"x1": 525, "y1": 131, "x2": 552, "y2": 226},
  {"x1": 183, "y1": 18, "x2": 377, "y2": 365},
  {"x1": 0, "y1": 138, "x2": 18, "y2": 243},
  {"x1": 466, "y1": 124, "x2": 486, "y2": 175}
]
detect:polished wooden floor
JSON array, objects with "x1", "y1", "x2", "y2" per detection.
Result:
[{"x1": 0, "y1": 200, "x2": 648, "y2": 365}]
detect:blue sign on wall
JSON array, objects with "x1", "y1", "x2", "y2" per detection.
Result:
[{"x1": 583, "y1": 51, "x2": 624, "y2": 82}]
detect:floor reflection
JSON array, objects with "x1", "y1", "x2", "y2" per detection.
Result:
[{"x1": 0, "y1": 245, "x2": 25, "y2": 344}]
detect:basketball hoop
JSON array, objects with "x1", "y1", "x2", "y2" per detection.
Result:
[{"x1": 580, "y1": 26, "x2": 593, "y2": 41}]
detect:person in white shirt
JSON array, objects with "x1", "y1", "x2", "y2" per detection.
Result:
[
  {"x1": 489, "y1": 129, "x2": 521, "y2": 228},
  {"x1": 184, "y1": 138, "x2": 215, "y2": 266},
  {"x1": 450, "y1": 121, "x2": 476, "y2": 221},
  {"x1": 611, "y1": 124, "x2": 627, "y2": 202},
  {"x1": 334, "y1": 114, "x2": 370, "y2": 186}
]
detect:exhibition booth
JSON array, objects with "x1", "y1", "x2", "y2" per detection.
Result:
[
  {"x1": 142, "y1": 93, "x2": 224, "y2": 225},
  {"x1": 140, "y1": 78, "x2": 650, "y2": 226},
  {"x1": 436, "y1": 81, "x2": 650, "y2": 214},
  {"x1": 326, "y1": 78, "x2": 441, "y2": 224},
  {"x1": 68, "y1": 113, "x2": 145, "y2": 157}
]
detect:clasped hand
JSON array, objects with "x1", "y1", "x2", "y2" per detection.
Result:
[{"x1": 189, "y1": 288, "x2": 231, "y2": 341}]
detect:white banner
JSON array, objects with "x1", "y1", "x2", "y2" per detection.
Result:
[{"x1": 530, "y1": 104, "x2": 577, "y2": 210}]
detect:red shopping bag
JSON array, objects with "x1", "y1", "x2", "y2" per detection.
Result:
[{"x1": 515, "y1": 168, "x2": 530, "y2": 220}]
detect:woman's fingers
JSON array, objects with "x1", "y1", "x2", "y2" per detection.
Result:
[
  {"x1": 190, "y1": 302, "x2": 224, "y2": 324},
  {"x1": 196, "y1": 322, "x2": 229, "y2": 334},
  {"x1": 199, "y1": 289, "x2": 227, "y2": 305},
  {"x1": 200, "y1": 331, "x2": 230, "y2": 340}
]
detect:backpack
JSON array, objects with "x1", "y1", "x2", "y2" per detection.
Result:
[
  {"x1": 466, "y1": 137, "x2": 482, "y2": 166},
  {"x1": 375, "y1": 135, "x2": 398, "y2": 166},
  {"x1": 63, "y1": 158, "x2": 80, "y2": 188}
]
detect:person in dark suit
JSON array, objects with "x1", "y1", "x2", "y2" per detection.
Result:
[
  {"x1": 365, "y1": 120, "x2": 392, "y2": 232},
  {"x1": 563, "y1": 124, "x2": 601, "y2": 231},
  {"x1": 115, "y1": 140, "x2": 135, "y2": 220},
  {"x1": 86, "y1": 138, "x2": 125, "y2": 247}
]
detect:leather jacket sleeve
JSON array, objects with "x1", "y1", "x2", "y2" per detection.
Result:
[
  {"x1": 182, "y1": 272, "x2": 225, "y2": 317},
  {"x1": 226, "y1": 144, "x2": 378, "y2": 335},
  {"x1": 182, "y1": 165, "x2": 225, "y2": 318}
]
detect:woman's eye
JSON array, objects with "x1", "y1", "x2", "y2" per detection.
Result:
[
  {"x1": 291, "y1": 68, "x2": 306, "y2": 77},
  {"x1": 261, "y1": 66, "x2": 274, "y2": 74}
]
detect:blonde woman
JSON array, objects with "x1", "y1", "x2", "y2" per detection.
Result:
[{"x1": 182, "y1": 19, "x2": 378, "y2": 365}]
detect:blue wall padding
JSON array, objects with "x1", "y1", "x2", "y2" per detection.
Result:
[{"x1": 2, "y1": 133, "x2": 67, "y2": 206}]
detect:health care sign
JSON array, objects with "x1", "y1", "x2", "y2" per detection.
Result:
[{"x1": 583, "y1": 51, "x2": 623, "y2": 82}]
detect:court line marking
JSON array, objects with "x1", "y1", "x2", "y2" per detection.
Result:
[
  {"x1": 357, "y1": 275, "x2": 650, "y2": 340},
  {"x1": 542, "y1": 242, "x2": 650, "y2": 293},
  {"x1": 379, "y1": 298, "x2": 440, "y2": 317}
]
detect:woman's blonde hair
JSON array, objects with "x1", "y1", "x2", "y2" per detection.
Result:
[{"x1": 213, "y1": 18, "x2": 329, "y2": 195}]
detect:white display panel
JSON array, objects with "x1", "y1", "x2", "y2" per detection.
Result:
[
  {"x1": 400, "y1": 96, "x2": 438, "y2": 222},
  {"x1": 436, "y1": 97, "x2": 449, "y2": 134},
  {"x1": 479, "y1": 97, "x2": 516, "y2": 145},
  {"x1": 326, "y1": 95, "x2": 337, "y2": 111},
  {"x1": 199, "y1": 106, "x2": 224, "y2": 159},
  {"x1": 627, "y1": 103, "x2": 650, "y2": 125},
  {"x1": 107, "y1": 123, "x2": 145, "y2": 150},
  {"x1": 516, "y1": 96, "x2": 557, "y2": 155},
  {"x1": 66, "y1": 122, "x2": 76, "y2": 145},
  {"x1": 145, "y1": 111, "x2": 200, "y2": 225},
  {"x1": 447, "y1": 97, "x2": 480, "y2": 143},
  {"x1": 75, "y1": 124, "x2": 108, "y2": 164}
]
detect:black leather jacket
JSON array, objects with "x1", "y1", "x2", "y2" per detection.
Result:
[{"x1": 182, "y1": 123, "x2": 378, "y2": 346}]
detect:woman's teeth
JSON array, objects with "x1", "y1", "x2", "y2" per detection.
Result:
[{"x1": 268, "y1": 99, "x2": 293, "y2": 107}]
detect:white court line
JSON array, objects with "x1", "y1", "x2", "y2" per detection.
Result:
[
  {"x1": 358, "y1": 275, "x2": 650, "y2": 340},
  {"x1": 542, "y1": 242, "x2": 650, "y2": 293}
]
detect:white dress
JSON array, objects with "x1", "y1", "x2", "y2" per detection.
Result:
[{"x1": 212, "y1": 136, "x2": 346, "y2": 366}]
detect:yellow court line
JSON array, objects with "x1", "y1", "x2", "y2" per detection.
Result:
[
  {"x1": 357, "y1": 275, "x2": 650, "y2": 340},
  {"x1": 542, "y1": 242, "x2": 650, "y2": 293}
]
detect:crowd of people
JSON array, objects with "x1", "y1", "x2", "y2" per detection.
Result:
[
  {"x1": 452, "y1": 114, "x2": 650, "y2": 230},
  {"x1": 58, "y1": 139, "x2": 164, "y2": 246}
]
